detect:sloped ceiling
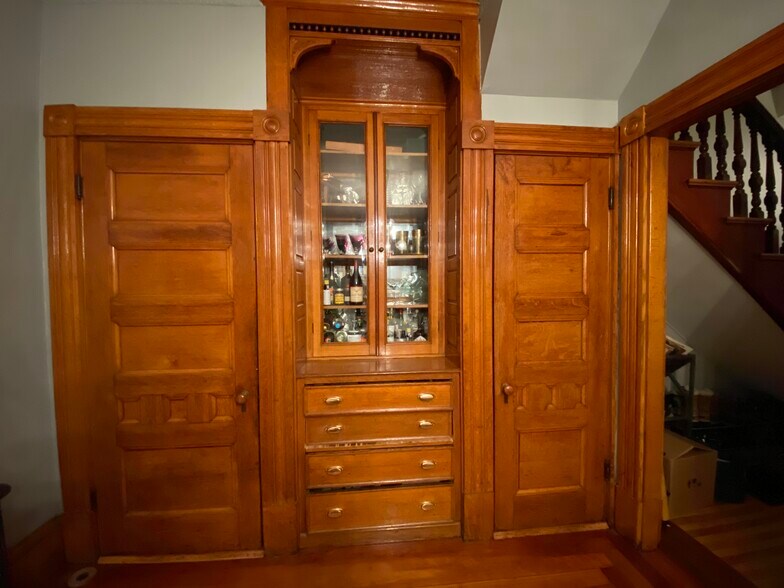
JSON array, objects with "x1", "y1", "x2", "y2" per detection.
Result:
[{"x1": 482, "y1": 0, "x2": 670, "y2": 99}]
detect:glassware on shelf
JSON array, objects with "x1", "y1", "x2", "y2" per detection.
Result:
[
  {"x1": 335, "y1": 234, "x2": 351, "y2": 255},
  {"x1": 349, "y1": 234, "x2": 365, "y2": 255},
  {"x1": 322, "y1": 308, "x2": 367, "y2": 345}
]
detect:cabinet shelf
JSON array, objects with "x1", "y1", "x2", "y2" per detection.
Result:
[
  {"x1": 323, "y1": 254, "x2": 366, "y2": 260},
  {"x1": 387, "y1": 304, "x2": 429, "y2": 309}
]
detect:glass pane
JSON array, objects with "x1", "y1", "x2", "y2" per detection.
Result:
[
  {"x1": 319, "y1": 122, "x2": 368, "y2": 345},
  {"x1": 385, "y1": 125, "x2": 430, "y2": 343}
]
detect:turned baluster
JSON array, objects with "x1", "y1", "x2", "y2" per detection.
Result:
[
  {"x1": 779, "y1": 153, "x2": 784, "y2": 254},
  {"x1": 713, "y1": 111, "x2": 730, "y2": 180},
  {"x1": 696, "y1": 119, "x2": 712, "y2": 179},
  {"x1": 731, "y1": 109, "x2": 748, "y2": 217},
  {"x1": 678, "y1": 127, "x2": 694, "y2": 141},
  {"x1": 762, "y1": 139, "x2": 780, "y2": 253},
  {"x1": 748, "y1": 124, "x2": 764, "y2": 218}
]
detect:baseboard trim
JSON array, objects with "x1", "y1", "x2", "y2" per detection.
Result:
[
  {"x1": 98, "y1": 550, "x2": 264, "y2": 565},
  {"x1": 8, "y1": 515, "x2": 67, "y2": 588},
  {"x1": 493, "y1": 522, "x2": 608, "y2": 540}
]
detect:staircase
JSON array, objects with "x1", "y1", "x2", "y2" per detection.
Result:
[{"x1": 668, "y1": 97, "x2": 784, "y2": 329}]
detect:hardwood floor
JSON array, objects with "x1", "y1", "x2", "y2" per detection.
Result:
[
  {"x1": 672, "y1": 498, "x2": 784, "y2": 587},
  {"x1": 75, "y1": 531, "x2": 700, "y2": 587}
]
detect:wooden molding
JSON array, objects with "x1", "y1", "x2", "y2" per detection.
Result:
[
  {"x1": 418, "y1": 43, "x2": 460, "y2": 77},
  {"x1": 289, "y1": 36, "x2": 333, "y2": 70},
  {"x1": 619, "y1": 106, "x2": 645, "y2": 147},
  {"x1": 643, "y1": 22, "x2": 784, "y2": 137},
  {"x1": 461, "y1": 120, "x2": 494, "y2": 149},
  {"x1": 253, "y1": 110, "x2": 291, "y2": 142},
  {"x1": 262, "y1": 0, "x2": 480, "y2": 18},
  {"x1": 613, "y1": 136, "x2": 668, "y2": 550},
  {"x1": 43, "y1": 105, "x2": 76, "y2": 137},
  {"x1": 460, "y1": 148, "x2": 494, "y2": 540},
  {"x1": 254, "y1": 139, "x2": 299, "y2": 554},
  {"x1": 494, "y1": 123, "x2": 618, "y2": 155},
  {"x1": 8, "y1": 516, "x2": 67, "y2": 588}
]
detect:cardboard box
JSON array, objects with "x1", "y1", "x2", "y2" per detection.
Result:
[{"x1": 663, "y1": 430, "x2": 718, "y2": 518}]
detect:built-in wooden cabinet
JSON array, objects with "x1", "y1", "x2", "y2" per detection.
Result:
[{"x1": 307, "y1": 108, "x2": 444, "y2": 357}]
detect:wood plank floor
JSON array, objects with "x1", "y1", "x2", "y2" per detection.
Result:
[
  {"x1": 80, "y1": 531, "x2": 701, "y2": 587},
  {"x1": 673, "y1": 498, "x2": 784, "y2": 588}
]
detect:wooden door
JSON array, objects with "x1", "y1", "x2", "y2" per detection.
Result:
[
  {"x1": 81, "y1": 141, "x2": 261, "y2": 555},
  {"x1": 494, "y1": 154, "x2": 613, "y2": 532}
]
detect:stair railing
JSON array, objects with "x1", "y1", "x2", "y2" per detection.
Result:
[{"x1": 676, "y1": 98, "x2": 784, "y2": 254}]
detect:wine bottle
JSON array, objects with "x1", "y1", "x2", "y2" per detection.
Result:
[
  {"x1": 340, "y1": 265, "x2": 350, "y2": 292},
  {"x1": 323, "y1": 279, "x2": 332, "y2": 305},
  {"x1": 349, "y1": 260, "x2": 364, "y2": 305},
  {"x1": 328, "y1": 261, "x2": 338, "y2": 297}
]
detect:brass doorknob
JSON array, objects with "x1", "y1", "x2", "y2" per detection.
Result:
[
  {"x1": 234, "y1": 389, "x2": 250, "y2": 412},
  {"x1": 501, "y1": 383, "x2": 514, "y2": 404}
]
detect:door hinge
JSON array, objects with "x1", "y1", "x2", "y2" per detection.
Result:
[
  {"x1": 603, "y1": 458, "x2": 613, "y2": 482},
  {"x1": 89, "y1": 488, "x2": 98, "y2": 511},
  {"x1": 75, "y1": 174, "x2": 84, "y2": 200},
  {"x1": 608, "y1": 187, "x2": 615, "y2": 210}
]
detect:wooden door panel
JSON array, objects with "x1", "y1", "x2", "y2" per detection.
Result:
[
  {"x1": 82, "y1": 141, "x2": 261, "y2": 555},
  {"x1": 494, "y1": 154, "x2": 612, "y2": 532}
]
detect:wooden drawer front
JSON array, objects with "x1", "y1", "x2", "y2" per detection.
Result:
[
  {"x1": 307, "y1": 485, "x2": 453, "y2": 533},
  {"x1": 305, "y1": 411, "x2": 452, "y2": 445},
  {"x1": 305, "y1": 382, "x2": 452, "y2": 415},
  {"x1": 307, "y1": 448, "x2": 453, "y2": 488}
]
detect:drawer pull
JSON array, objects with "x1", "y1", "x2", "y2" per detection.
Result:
[
  {"x1": 326, "y1": 465, "x2": 344, "y2": 476},
  {"x1": 420, "y1": 459, "x2": 436, "y2": 470},
  {"x1": 418, "y1": 419, "x2": 434, "y2": 429},
  {"x1": 418, "y1": 392, "x2": 435, "y2": 402},
  {"x1": 327, "y1": 507, "x2": 343, "y2": 518},
  {"x1": 325, "y1": 424, "x2": 343, "y2": 434},
  {"x1": 324, "y1": 396, "x2": 343, "y2": 405},
  {"x1": 420, "y1": 501, "x2": 435, "y2": 512}
]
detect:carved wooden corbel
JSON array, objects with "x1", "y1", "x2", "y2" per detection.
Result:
[
  {"x1": 289, "y1": 37, "x2": 334, "y2": 70},
  {"x1": 418, "y1": 44, "x2": 460, "y2": 78}
]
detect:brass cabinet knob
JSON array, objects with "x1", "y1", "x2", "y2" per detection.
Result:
[
  {"x1": 324, "y1": 396, "x2": 342, "y2": 405},
  {"x1": 326, "y1": 465, "x2": 343, "y2": 475},
  {"x1": 420, "y1": 501, "x2": 435, "y2": 511},
  {"x1": 235, "y1": 389, "x2": 250, "y2": 405},
  {"x1": 325, "y1": 424, "x2": 343, "y2": 434},
  {"x1": 420, "y1": 460, "x2": 436, "y2": 470},
  {"x1": 418, "y1": 392, "x2": 434, "y2": 402},
  {"x1": 501, "y1": 383, "x2": 514, "y2": 404},
  {"x1": 327, "y1": 507, "x2": 343, "y2": 518},
  {"x1": 418, "y1": 420, "x2": 434, "y2": 429}
]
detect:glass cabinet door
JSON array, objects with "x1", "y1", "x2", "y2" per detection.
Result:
[
  {"x1": 379, "y1": 116, "x2": 439, "y2": 355},
  {"x1": 316, "y1": 117, "x2": 374, "y2": 355}
]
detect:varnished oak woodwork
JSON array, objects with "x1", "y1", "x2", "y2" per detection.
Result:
[
  {"x1": 89, "y1": 530, "x2": 701, "y2": 587},
  {"x1": 305, "y1": 382, "x2": 452, "y2": 414},
  {"x1": 614, "y1": 136, "x2": 668, "y2": 550},
  {"x1": 81, "y1": 140, "x2": 261, "y2": 555},
  {"x1": 494, "y1": 123, "x2": 618, "y2": 155},
  {"x1": 637, "y1": 23, "x2": 784, "y2": 138},
  {"x1": 493, "y1": 153, "x2": 613, "y2": 533}
]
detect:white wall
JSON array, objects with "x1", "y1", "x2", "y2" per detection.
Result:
[
  {"x1": 0, "y1": 0, "x2": 63, "y2": 546},
  {"x1": 40, "y1": 2, "x2": 266, "y2": 109},
  {"x1": 620, "y1": 0, "x2": 784, "y2": 116},
  {"x1": 667, "y1": 219, "x2": 784, "y2": 395},
  {"x1": 482, "y1": 94, "x2": 617, "y2": 128}
]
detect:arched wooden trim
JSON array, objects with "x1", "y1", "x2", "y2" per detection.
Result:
[
  {"x1": 289, "y1": 36, "x2": 334, "y2": 71},
  {"x1": 418, "y1": 44, "x2": 460, "y2": 78}
]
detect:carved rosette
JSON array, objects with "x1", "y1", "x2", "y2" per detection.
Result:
[
  {"x1": 619, "y1": 106, "x2": 646, "y2": 146},
  {"x1": 253, "y1": 110, "x2": 290, "y2": 142},
  {"x1": 461, "y1": 120, "x2": 495, "y2": 149}
]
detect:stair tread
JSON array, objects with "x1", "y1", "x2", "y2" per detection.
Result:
[
  {"x1": 688, "y1": 178, "x2": 737, "y2": 189},
  {"x1": 725, "y1": 216, "x2": 774, "y2": 225},
  {"x1": 669, "y1": 140, "x2": 700, "y2": 150},
  {"x1": 760, "y1": 253, "x2": 784, "y2": 261}
]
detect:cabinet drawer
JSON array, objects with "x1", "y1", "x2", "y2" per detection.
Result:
[
  {"x1": 307, "y1": 447, "x2": 452, "y2": 488},
  {"x1": 307, "y1": 485, "x2": 453, "y2": 533},
  {"x1": 305, "y1": 411, "x2": 452, "y2": 446},
  {"x1": 305, "y1": 382, "x2": 452, "y2": 415}
]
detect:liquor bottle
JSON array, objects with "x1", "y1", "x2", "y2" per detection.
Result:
[
  {"x1": 340, "y1": 265, "x2": 351, "y2": 292},
  {"x1": 328, "y1": 261, "x2": 339, "y2": 297},
  {"x1": 334, "y1": 288, "x2": 345, "y2": 305},
  {"x1": 323, "y1": 280, "x2": 332, "y2": 305},
  {"x1": 349, "y1": 260, "x2": 364, "y2": 305}
]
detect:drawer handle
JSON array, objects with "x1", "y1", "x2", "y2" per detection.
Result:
[
  {"x1": 327, "y1": 507, "x2": 343, "y2": 518},
  {"x1": 420, "y1": 460, "x2": 436, "y2": 470},
  {"x1": 326, "y1": 424, "x2": 343, "y2": 434},
  {"x1": 418, "y1": 419, "x2": 434, "y2": 429},
  {"x1": 418, "y1": 392, "x2": 435, "y2": 402},
  {"x1": 324, "y1": 396, "x2": 343, "y2": 405},
  {"x1": 326, "y1": 465, "x2": 343, "y2": 476},
  {"x1": 420, "y1": 501, "x2": 435, "y2": 512}
]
